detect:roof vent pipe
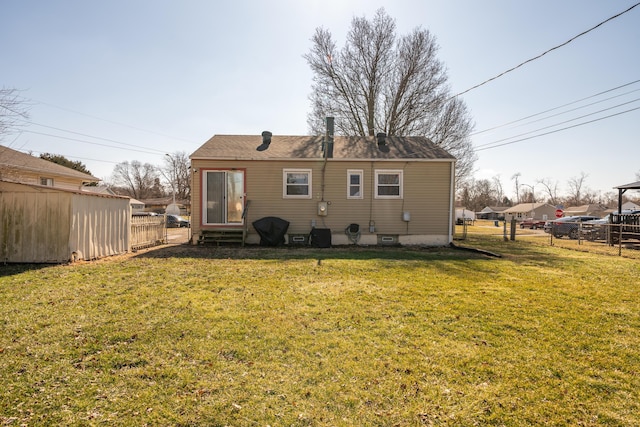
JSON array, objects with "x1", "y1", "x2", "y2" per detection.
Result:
[
  {"x1": 324, "y1": 117, "x2": 334, "y2": 159},
  {"x1": 256, "y1": 131, "x2": 272, "y2": 151},
  {"x1": 377, "y1": 132, "x2": 390, "y2": 153}
]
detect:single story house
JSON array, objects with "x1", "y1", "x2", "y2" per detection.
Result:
[
  {"x1": 502, "y1": 202, "x2": 557, "y2": 222},
  {"x1": 477, "y1": 206, "x2": 508, "y2": 220},
  {"x1": 562, "y1": 204, "x2": 608, "y2": 218},
  {"x1": 621, "y1": 201, "x2": 640, "y2": 211},
  {"x1": 189, "y1": 128, "x2": 456, "y2": 246},
  {"x1": 0, "y1": 145, "x2": 99, "y2": 189},
  {"x1": 455, "y1": 208, "x2": 476, "y2": 224}
]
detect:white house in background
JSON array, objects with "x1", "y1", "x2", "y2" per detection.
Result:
[
  {"x1": 622, "y1": 201, "x2": 640, "y2": 211},
  {"x1": 455, "y1": 208, "x2": 476, "y2": 224}
]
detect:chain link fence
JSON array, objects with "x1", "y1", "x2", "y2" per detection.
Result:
[{"x1": 455, "y1": 219, "x2": 640, "y2": 258}]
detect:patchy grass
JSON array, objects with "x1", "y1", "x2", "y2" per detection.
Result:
[{"x1": 1, "y1": 240, "x2": 639, "y2": 426}]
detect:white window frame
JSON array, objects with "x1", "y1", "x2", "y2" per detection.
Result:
[
  {"x1": 283, "y1": 169, "x2": 312, "y2": 199},
  {"x1": 375, "y1": 170, "x2": 403, "y2": 199},
  {"x1": 40, "y1": 177, "x2": 54, "y2": 186},
  {"x1": 347, "y1": 169, "x2": 363, "y2": 199}
]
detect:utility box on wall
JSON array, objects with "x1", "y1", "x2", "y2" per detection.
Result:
[{"x1": 317, "y1": 201, "x2": 328, "y2": 216}]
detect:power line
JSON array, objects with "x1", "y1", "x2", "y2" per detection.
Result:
[
  {"x1": 33, "y1": 99, "x2": 199, "y2": 145},
  {"x1": 22, "y1": 130, "x2": 165, "y2": 156},
  {"x1": 475, "y1": 97, "x2": 640, "y2": 148},
  {"x1": 453, "y1": 3, "x2": 640, "y2": 99},
  {"x1": 470, "y1": 79, "x2": 640, "y2": 136},
  {"x1": 21, "y1": 119, "x2": 167, "y2": 154},
  {"x1": 475, "y1": 106, "x2": 640, "y2": 152},
  {"x1": 15, "y1": 148, "x2": 120, "y2": 165}
]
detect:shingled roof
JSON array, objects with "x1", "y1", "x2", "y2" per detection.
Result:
[
  {"x1": 0, "y1": 145, "x2": 99, "y2": 182},
  {"x1": 190, "y1": 135, "x2": 455, "y2": 161}
]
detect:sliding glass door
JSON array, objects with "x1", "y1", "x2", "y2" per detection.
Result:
[{"x1": 203, "y1": 170, "x2": 244, "y2": 225}]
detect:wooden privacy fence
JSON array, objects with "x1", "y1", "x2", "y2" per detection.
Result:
[{"x1": 131, "y1": 215, "x2": 165, "y2": 250}]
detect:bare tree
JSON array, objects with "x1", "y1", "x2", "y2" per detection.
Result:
[
  {"x1": 491, "y1": 175, "x2": 504, "y2": 205},
  {"x1": 457, "y1": 178, "x2": 503, "y2": 212},
  {"x1": 111, "y1": 161, "x2": 161, "y2": 200},
  {"x1": 161, "y1": 151, "x2": 191, "y2": 201},
  {"x1": 511, "y1": 173, "x2": 521, "y2": 204},
  {"x1": 537, "y1": 178, "x2": 560, "y2": 206},
  {"x1": 305, "y1": 8, "x2": 476, "y2": 181},
  {"x1": 566, "y1": 172, "x2": 589, "y2": 206},
  {"x1": 0, "y1": 87, "x2": 29, "y2": 139}
]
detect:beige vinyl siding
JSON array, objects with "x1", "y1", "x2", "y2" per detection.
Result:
[{"x1": 191, "y1": 159, "x2": 453, "y2": 240}]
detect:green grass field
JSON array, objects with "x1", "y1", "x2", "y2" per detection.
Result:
[{"x1": 1, "y1": 235, "x2": 639, "y2": 426}]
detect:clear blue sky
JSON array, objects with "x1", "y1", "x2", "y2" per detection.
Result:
[{"x1": 2, "y1": 0, "x2": 639, "y2": 202}]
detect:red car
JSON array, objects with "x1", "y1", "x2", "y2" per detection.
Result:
[{"x1": 519, "y1": 218, "x2": 546, "y2": 229}]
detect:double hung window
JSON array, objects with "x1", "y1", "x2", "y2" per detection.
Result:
[
  {"x1": 375, "y1": 170, "x2": 403, "y2": 199},
  {"x1": 283, "y1": 169, "x2": 312, "y2": 198}
]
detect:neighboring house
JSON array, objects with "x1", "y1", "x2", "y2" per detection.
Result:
[
  {"x1": 562, "y1": 204, "x2": 608, "y2": 218},
  {"x1": 129, "y1": 198, "x2": 145, "y2": 213},
  {"x1": 503, "y1": 202, "x2": 557, "y2": 222},
  {"x1": 477, "y1": 206, "x2": 508, "y2": 220},
  {"x1": 0, "y1": 145, "x2": 134, "y2": 263},
  {"x1": 455, "y1": 208, "x2": 476, "y2": 224},
  {"x1": 189, "y1": 130, "x2": 456, "y2": 246},
  {"x1": 621, "y1": 201, "x2": 640, "y2": 211},
  {"x1": 0, "y1": 145, "x2": 99, "y2": 189}
]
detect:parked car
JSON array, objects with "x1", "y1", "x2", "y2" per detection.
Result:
[
  {"x1": 580, "y1": 210, "x2": 640, "y2": 241},
  {"x1": 166, "y1": 214, "x2": 190, "y2": 228},
  {"x1": 543, "y1": 215, "x2": 599, "y2": 239},
  {"x1": 519, "y1": 218, "x2": 546, "y2": 229},
  {"x1": 580, "y1": 215, "x2": 610, "y2": 241}
]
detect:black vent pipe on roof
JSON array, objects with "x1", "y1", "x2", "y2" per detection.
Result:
[
  {"x1": 256, "y1": 131, "x2": 272, "y2": 151},
  {"x1": 377, "y1": 132, "x2": 390, "y2": 153}
]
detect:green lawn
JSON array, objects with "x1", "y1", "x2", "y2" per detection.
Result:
[{"x1": 1, "y1": 237, "x2": 639, "y2": 426}]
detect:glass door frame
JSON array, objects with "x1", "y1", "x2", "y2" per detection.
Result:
[{"x1": 201, "y1": 169, "x2": 246, "y2": 226}]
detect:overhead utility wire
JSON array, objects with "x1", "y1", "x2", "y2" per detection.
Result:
[
  {"x1": 16, "y1": 148, "x2": 120, "y2": 165},
  {"x1": 23, "y1": 130, "x2": 164, "y2": 156},
  {"x1": 474, "y1": 97, "x2": 640, "y2": 148},
  {"x1": 511, "y1": 88, "x2": 640, "y2": 129},
  {"x1": 475, "y1": 106, "x2": 640, "y2": 152},
  {"x1": 20, "y1": 119, "x2": 167, "y2": 154},
  {"x1": 33, "y1": 99, "x2": 199, "y2": 145},
  {"x1": 453, "y1": 2, "x2": 640, "y2": 99},
  {"x1": 470, "y1": 79, "x2": 640, "y2": 136}
]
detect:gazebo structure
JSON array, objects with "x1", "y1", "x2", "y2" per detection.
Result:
[{"x1": 615, "y1": 181, "x2": 640, "y2": 213}]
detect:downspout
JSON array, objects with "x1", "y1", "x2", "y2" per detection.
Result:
[{"x1": 448, "y1": 160, "x2": 456, "y2": 244}]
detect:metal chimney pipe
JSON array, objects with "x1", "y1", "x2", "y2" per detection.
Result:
[{"x1": 256, "y1": 131, "x2": 272, "y2": 151}]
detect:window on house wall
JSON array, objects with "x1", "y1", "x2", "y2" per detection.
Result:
[
  {"x1": 375, "y1": 170, "x2": 403, "y2": 199},
  {"x1": 347, "y1": 170, "x2": 363, "y2": 199},
  {"x1": 40, "y1": 177, "x2": 54, "y2": 186},
  {"x1": 283, "y1": 169, "x2": 312, "y2": 198}
]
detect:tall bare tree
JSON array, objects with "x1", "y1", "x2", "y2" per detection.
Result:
[
  {"x1": 305, "y1": 8, "x2": 476, "y2": 180},
  {"x1": 111, "y1": 161, "x2": 161, "y2": 200},
  {"x1": 537, "y1": 178, "x2": 560, "y2": 206},
  {"x1": 161, "y1": 151, "x2": 191, "y2": 201},
  {"x1": 0, "y1": 87, "x2": 29, "y2": 139},
  {"x1": 566, "y1": 172, "x2": 589, "y2": 206}
]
